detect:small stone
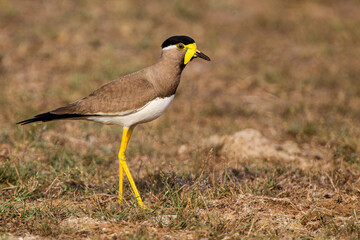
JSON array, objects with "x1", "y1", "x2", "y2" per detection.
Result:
[
  {"x1": 159, "y1": 214, "x2": 177, "y2": 225},
  {"x1": 177, "y1": 144, "x2": 188, "y2": 155}
]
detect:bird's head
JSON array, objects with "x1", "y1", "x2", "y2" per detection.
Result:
[{"x1": 161, "y1": 35, "x2": 211, "y2": 65}]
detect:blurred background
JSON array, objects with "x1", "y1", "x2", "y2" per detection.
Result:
[
  {"x1": 1, "y1": 0, "x2": 360, "y2": 139},
  {"x1": 1, "y1": 0, "x2": 359, "y2": 238}
]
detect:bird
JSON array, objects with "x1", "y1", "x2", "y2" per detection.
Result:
[{"x1": 17, "y1": 35, "x2": 211, "y2": 208}]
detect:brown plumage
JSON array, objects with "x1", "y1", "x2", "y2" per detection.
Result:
[
  {"x1": 53, "y1": 49, "x2": 186, "y2": 115},
  {"x1": 17, "y1": 45, "x2": 193, "y2": 125}
]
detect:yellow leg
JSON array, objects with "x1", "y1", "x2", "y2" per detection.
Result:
[
  {"x1": 118, "y1": 164, "x2": 124, "y2": 202},
  {"x1": 118, "y1": 127, "x2": 144, "y2": 208},
  {"x1": 118, "y1": 127, "x2": 132, "y2": 203}
]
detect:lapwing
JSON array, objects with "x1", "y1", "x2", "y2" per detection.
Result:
[{"x1": 17, "y1": 35, "x2": 211, "y2": 208}]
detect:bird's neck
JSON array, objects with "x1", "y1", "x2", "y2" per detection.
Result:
[{"x1": 146, "y1": 54, "x2": 185, "y2": 98}]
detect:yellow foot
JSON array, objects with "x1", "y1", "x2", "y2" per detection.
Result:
[
  {"x1": 118, "y1": 194, "x2": 123, "y2": 204},
  {"x1": 139, "y1": 202, "x2": 152, "y2": 211},
  {"x1": 118, "y1": 195, "x2": 152, "y2": 210}
]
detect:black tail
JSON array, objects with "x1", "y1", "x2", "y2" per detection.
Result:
[{"x1": 17, "y1": 112, "x2": 91, "y2": 125}]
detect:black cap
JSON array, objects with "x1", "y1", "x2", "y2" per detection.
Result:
[{"x1": 161, "y1": 36, "x2": 195, "y2": 49}]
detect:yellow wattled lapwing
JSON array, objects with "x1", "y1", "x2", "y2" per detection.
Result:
[{"x1": 17, "y1": 35, "x2": 210, "y2": 208}]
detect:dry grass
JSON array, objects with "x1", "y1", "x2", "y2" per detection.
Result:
[{"x1": 1, "y1": 0, "x2": 360, "y2": 239}]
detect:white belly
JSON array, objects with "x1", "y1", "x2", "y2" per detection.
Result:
[{"x1": 86, "y1": 95, "x2": 175, "y2": 128}]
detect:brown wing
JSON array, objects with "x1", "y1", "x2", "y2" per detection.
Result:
[{"x1": 51, "y1": 74, "x2": 157, "y2": 115}]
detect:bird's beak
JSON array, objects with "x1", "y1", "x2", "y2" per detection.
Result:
[
  {"x1": 195, "y1": 50, "x2": 211, "y2": 61},
  {"x1": 184, "y1": 43, "x2": 211, "y2": 64}
]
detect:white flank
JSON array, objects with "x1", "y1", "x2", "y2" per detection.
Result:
[{"x1": 86, "y1": 95, "x2": 175, "y2": 127}]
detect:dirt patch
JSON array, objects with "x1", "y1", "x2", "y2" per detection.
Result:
[{"x1": 180, "y1": 128, "x2": 328, "y2": 170}]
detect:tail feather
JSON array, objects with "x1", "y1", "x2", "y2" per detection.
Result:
[{"x1": 16, "y1": 112, "x2": 92, "y2": 125}]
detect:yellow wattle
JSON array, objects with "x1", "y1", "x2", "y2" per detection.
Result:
[{"x1": 184, "y1": 43, "x2": 197, "y2": 65}]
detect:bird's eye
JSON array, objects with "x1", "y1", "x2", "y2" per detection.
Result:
[{"x1": 176, "y1": 43, "x2": 185, "y2": 50}]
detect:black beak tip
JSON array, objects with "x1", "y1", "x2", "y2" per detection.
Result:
[
  {"x1": 202, "y1": 54, "x2": 211, "y2": 61},
  {"x1": 197, "y1": 51, "x2": 211, "y2": 61}
]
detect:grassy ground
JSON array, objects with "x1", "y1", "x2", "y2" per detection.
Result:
[{"x1": 1, "y1": 0, "x2": 360, "y2": 239}]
